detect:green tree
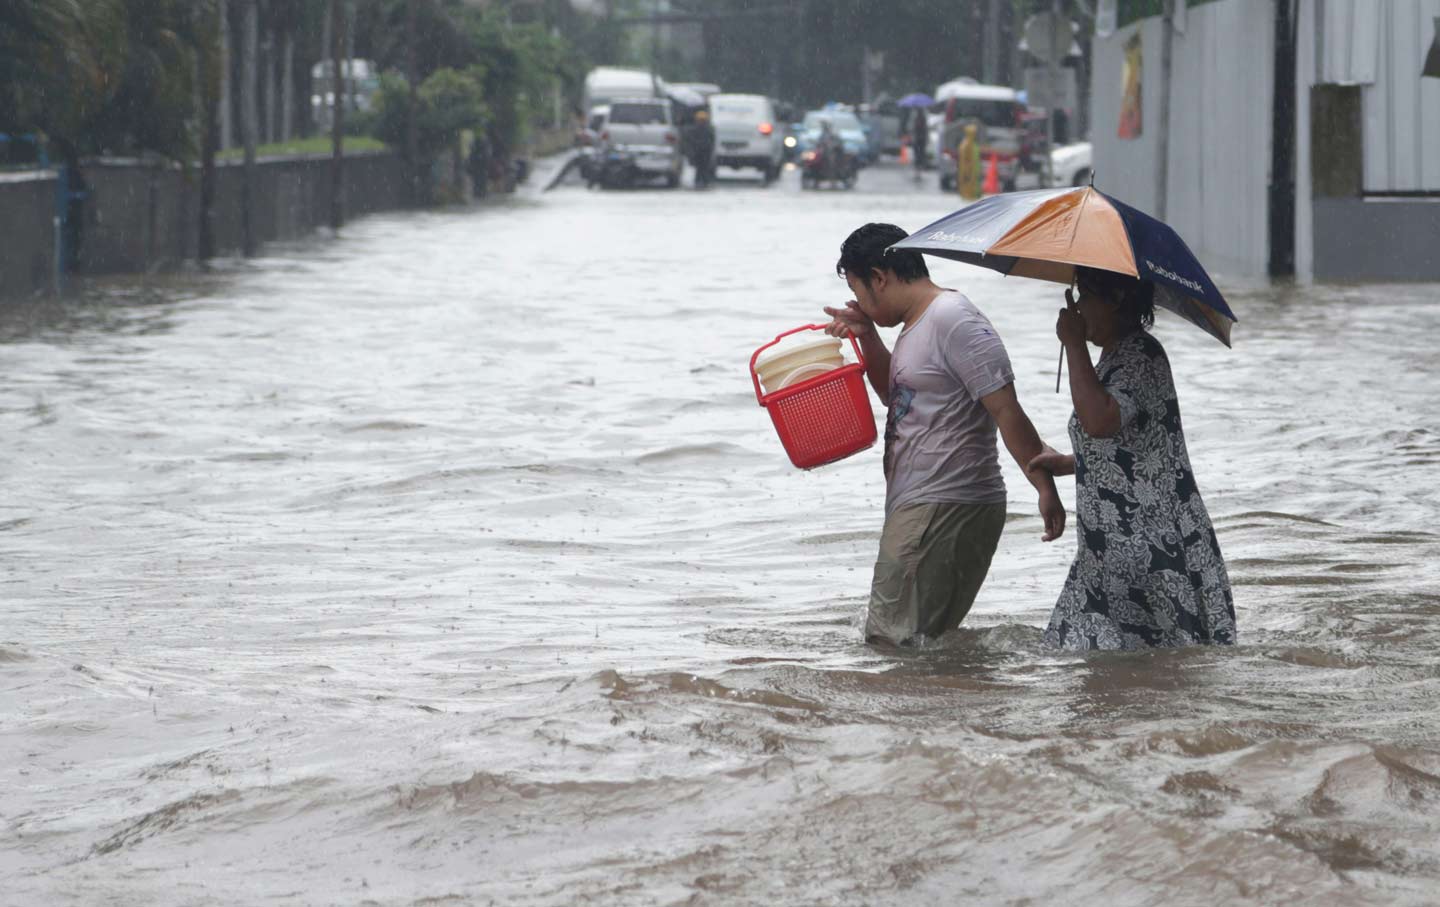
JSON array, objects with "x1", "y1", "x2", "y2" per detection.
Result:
[
  {"x1": 1, "y1": 0, "x2": 217, "y2": 164},
  {"x1": 373, "y1": 66, "x2": 488, "y2": 159},
  {"x1": 86, "y1": 0, "x2": 211, "y2": 160}
]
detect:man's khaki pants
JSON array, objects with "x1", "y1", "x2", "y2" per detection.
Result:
[{"x1": 864, "y1": 501, "x2": 1007, "y2": 645}]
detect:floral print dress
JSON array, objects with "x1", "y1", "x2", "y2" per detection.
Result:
[{"x1": 1043, "y1": 331, "x2": 1237, "y2": 651}]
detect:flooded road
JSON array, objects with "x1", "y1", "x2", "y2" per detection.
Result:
[{"x1": 4, "y1": 160, "x2": 1440, "y2": 905}]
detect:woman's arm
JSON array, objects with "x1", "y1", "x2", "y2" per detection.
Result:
[
  {"x1": 1063, "y1": 337, "x2": 1122, "y2": 438},
  {"x1": 1056, "y1": 301, "x2": 1121, "y2": 439}
]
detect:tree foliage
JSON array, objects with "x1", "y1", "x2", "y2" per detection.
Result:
[
  {"x1": 360, "y1": 0, "x2": 584, "y2": 159},
  {"x1": 1, "y1": 0, "x2": 587, "y2": 167},
  {"x1": 0, "y1": 0, "x2": 212, "y2": 162},
  {"x1": 372, "y1": 66, "x2": 488, "y2": 159}
]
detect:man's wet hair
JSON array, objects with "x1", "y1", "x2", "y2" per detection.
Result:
[
  {"x1": 836, "y1": 223, "x2": 930, "y2": 287},
  {"x1": 1077, "y1": 266, "x2": 1156, "y2": 329}
]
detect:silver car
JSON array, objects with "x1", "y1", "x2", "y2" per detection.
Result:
[{"x1": 601, "y1": 98, "x2": 683, "y2": 188}]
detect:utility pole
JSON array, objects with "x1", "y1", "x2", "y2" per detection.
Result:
[
  {"x1": 650, "y1": 0, "x2": 662, "y2": 95},
  {"x1": 1156, "y1": 0, "x2": 1174, "y2": 218},
  {"x1": 405, "y1": 0, "x2": 420, "y2": 206},
  {"x1": 346, "y1": 1, "x2": 358, "y2": 111},
  {"x1": 280, "y1": 18, "x2": 294, "y2": 142},
  {"x1": 262, "y1": 0, "x2": 275, "y2": 144},
  {"x1": 1268, "y1": 0, "x2": 1297, "y2": 276},
  {"x1": 220, "y1": 0, "x2": 232, "y2": 150},
  {"x1": 861, "y1": 46, "x2": 872, "y2": 105},
  {"x1": 1045, "y1": 0, "x2": 1062, "y2": 189},
  {"x1": 984, "y1": 0, "x2": 1001, "y2": 84},
  {"x1": 241, "y1": 0, "x2": 258, "y2": 256},
  {"x1": 200, "y1": 1, "x2": 220, "y2": 262},
  {"x1": 330, "y1": 0, "x2": 345, "y2": 231}
]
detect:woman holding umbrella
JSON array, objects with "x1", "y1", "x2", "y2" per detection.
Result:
[{"x1": 1028, "y1": 267, "x2": 1236, "y2": 651}]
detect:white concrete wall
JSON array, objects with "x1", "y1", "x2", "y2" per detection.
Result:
[
  {"x1": 1361, "y1": 0, "x2": 1440, "y2": 193},
  {"x1": 1090, "y1": 0, "x2": 1276, "y2": 278}
]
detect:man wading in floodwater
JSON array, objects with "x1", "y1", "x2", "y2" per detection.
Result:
[{"x1": 824, "y1": 223, "x2": 1066, "y2": 646}]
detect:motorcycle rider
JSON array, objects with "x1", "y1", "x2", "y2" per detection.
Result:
[{"x1": 816, "y1": 119, "x2": 846, "y2": 181}]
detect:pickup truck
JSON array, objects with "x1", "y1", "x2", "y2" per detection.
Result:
[{"x1": 599, "y1": 99, "x2": 683, "y2": 188}]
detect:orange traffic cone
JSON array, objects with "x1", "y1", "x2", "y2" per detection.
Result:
[
  {"x1": 899, "y1": 136, "x2": 911, "y2": 165},
  {"x1": 982, "y1": 152, "x2": 1000, "y2": 194}
]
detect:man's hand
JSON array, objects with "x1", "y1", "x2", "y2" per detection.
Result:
[
  {"x1": 1037, "y1": 485, "x2": 1066, "y2": 542},
  {"x1": 1027, "y1": 444, "x2": 1076, "y2": 478},
  {"x1": 1056, "y1": 288, "x2": 1087, "y2": 347},
  {"x1": 823, "y1": 300, "x2": 874, "y2": 339}
]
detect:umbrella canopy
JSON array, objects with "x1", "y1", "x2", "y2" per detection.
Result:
[
  {"x1": 890, "y1": 186, "x2": 1237, "y2": 346},
  {"x1": 897, "y1": 92, "x2": 934, "y2": 108},
  {"x1": 666, "y1": 85, "x2": 707, "y2": 108}
]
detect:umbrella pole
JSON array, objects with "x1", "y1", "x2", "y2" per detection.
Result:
[{"x1": 1057, "y1": 273, "x2": 1077, "y2": 393}]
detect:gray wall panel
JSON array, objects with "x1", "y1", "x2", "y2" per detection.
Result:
[
  {"x1": 0, "y1": 173, "x2": 59, "y2": 297},
  {"x1": 1312, "y1": 196, "x2": 1440, "y2": 279}
]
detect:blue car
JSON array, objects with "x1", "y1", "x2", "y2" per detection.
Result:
[{"x1": 794, "y1": 109, "x2": 872, "y2": 165}]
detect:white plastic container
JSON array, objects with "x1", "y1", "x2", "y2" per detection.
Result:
[{"x1": 754, "y1": 335, "x2": 845, "y2": 395}]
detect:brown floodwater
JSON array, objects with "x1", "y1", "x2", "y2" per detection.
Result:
[{"x1": 3, "y1": 161, "x2": 1439, "y2": 906}]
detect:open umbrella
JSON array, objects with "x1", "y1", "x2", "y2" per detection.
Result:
[
  {"x1": 889, "y1": 185, "x2": 1237, "y2": 346},
  {"x1": 897, "y1": 93, "x2": 934, "y2": 108},
  {"x1": 666, "y1": 85, "x2": 707, "y2": 108}
]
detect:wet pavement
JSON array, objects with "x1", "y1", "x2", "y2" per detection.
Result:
[{"x1": 3, "y1": 159, "x2": 1440, "y2": 905}]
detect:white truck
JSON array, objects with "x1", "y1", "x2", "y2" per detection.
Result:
[{"x1": 583, "y1": 67, "x2": 664, "y2": 114}]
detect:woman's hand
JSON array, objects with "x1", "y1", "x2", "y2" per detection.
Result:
[
  {"x1": 823, "y1": 300, "x2": 874, "y2": 339},
  {"x1": 1037, "y1": 485, "x2": 1066, "y2": 542},
  {"x1": 1056, "y1": 288, "x2": 1087, "y2": 347},
  {"x1": 1027, "y1": 444, "x2": 1076, "y2": 478}
]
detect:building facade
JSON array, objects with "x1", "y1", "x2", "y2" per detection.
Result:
[{"x1": 1091, "y1": 0, "x2": 1440, "y2": 282}]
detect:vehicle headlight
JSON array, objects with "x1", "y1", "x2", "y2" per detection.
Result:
[{"x1": 784, "y1": 136, "x2": 797, "y2": 148}]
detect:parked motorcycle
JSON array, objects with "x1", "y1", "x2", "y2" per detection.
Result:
[{"x1": 589, "y1": 148, "x2": 640, "y2": 190}]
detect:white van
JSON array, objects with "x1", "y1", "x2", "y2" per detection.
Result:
[
  {"x1": 602, "y1": 98, "x2": 683, "y2": 188},
  {"x1": 709, "y1": 93, "x2": 783, "y2": 184}
]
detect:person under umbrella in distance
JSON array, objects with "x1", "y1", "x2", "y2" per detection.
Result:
[
  {"x1": 824, "y1": 223, "x2": 1066, "y2": 647},
  {"x1": 911, "y1": 107, "x2": 929, "y2": 176},
  {"x1": 1028, "y1": 267, "x2": 1236, "y2": 651},
  {"x1": 682, "y1": 109, "x2": 716, "y2": 189}
]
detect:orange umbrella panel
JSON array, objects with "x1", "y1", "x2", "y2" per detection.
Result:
[{"x1": 985, "y1": 189, "x2": 1139, "y2": 281}]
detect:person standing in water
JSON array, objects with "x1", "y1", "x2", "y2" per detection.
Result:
[
  {"x1": 682, "y1": 109, "x2": 716, "y2": 188},
  {"x1": 1028, "y1": 267, "x2": 1236, "y2": 651},
  {"x1": 911, "y1": 107, "x2": 930, "y2": 177},
  {"x1": 824, "y1": 223, "x2": 1066, "y2": 646}
]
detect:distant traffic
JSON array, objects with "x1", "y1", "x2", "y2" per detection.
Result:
[{"x1": 568, "y1": 65, "x2": 1091, "y2": 193}]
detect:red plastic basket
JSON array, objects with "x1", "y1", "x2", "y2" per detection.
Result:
[{"x1": 750, "y1": 324, "x2": 878, "y2": 470}]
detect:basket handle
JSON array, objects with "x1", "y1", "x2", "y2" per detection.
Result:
[{"x1": 749, "y1": 323, "x2": 867, "y2": 405}]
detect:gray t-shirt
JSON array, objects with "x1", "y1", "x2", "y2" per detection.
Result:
[{"x1": 883, "y1": 290, "x2": 1014, "y2": 515}]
